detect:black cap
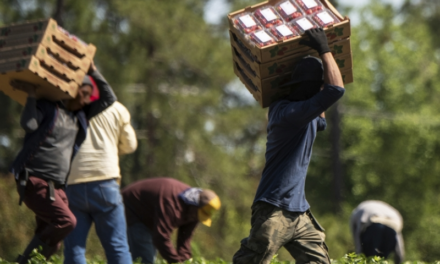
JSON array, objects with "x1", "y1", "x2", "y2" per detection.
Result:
[
  {"x1": 280, "y1": 56, "x2": 323, "y2": 88},
  {"x1": 82, "y1": 75, "x2": 93, "y2": 87}
]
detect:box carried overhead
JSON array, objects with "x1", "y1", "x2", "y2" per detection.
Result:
[
  {"x1": 228, "y1": 0, "x2": 352, "y2": 108},
  {"x1": 231, "y1": 33, "x2": 351, "y2": 79},
  {"x1": 0, "y1": 18, "x2": 96, "y2": 105},
  {"x1": 0, "y1": 56, "x2": 79, "y2": 104},
  {"x1": 233, "y1": 60, "x2": 353, "y2": 108},
  {"x1": 0, "y1": 19, "x2": 96, "y2": 60}
]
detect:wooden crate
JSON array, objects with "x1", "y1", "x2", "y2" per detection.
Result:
[{"x1": 0, "y1": 18, "x2": 96, "y2": 104}]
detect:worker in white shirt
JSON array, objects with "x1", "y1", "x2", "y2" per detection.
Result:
[
  {"x1": 350, "y1": 200, "x2": 404, "y2": 264},
  {"x1": 63, "y1": 95, "x2": 138, "y2": 264}
]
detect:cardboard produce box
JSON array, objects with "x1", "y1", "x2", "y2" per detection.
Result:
[
  {"x1": 231, "y1": 31, "x2": 351, "y2": 79},
  {"x1": 0, "y1": 18, "x2": 95, "y2": 105},
  {"x1": 233, "y1": 48, "x2": 352, "y2": 81},
  {"x1": 0, "y1": 44, "x2": 85, "y2": 85},
  {"x1": 0, "y1": 42, "x2": 92, "y2": 72},
  {"x1": 0, "y1": 19, "x2": 96, "y2": 59},
  {"x1": 228, "y1": 0, "x2": 350, "y2": 64},
  {"x1": 234, "y1": 59, "x2": 353, "y2": 108},
  {"x1": 0, "y1": 56, "x2": 78, "y2": 105},
  {"x1": 0, "y1": 19, "x2": 52, "y2": 38},
  {"x1": 229, "y1": 0, "x2": 352, "y2": 108}
]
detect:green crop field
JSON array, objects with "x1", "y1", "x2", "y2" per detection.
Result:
[{"x1": 0, "y1": 252, "x2": 413, "y2": 264}]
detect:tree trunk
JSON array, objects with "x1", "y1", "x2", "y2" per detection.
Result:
[
  {"x1": 330, "y1": 102, "x2": 343, "y2": 213},
  {"x1": 53, "y1": 0, "x2": 64, "y2": 26}
]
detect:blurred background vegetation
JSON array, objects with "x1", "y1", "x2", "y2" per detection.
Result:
[{"x1": 1, "y1": 0, "x2": 440, "y2": 262}]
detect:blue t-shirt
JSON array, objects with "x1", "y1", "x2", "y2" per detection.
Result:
[{"x1": 253, "y1": 84, "x2": 345, "y2": 212}]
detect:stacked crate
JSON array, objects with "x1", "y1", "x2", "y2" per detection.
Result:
[
  {"x1": 0, "y1": 18, "x2": 96, "y2": 105},
  {"x1": 228, "y1": 0, "x2": 352, "y2": 108}
]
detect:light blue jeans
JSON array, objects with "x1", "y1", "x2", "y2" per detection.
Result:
[
  {"x1": 127, "y1": 222, "x2": 156, "y2": 264},
  {"x1": 63, "y1": 179, "x2": 132, "y2": 264}
]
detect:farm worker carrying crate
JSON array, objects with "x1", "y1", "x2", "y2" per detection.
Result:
[
  {"x1": 10, "y1": 61, "x2": 117, "y2": 264},
  {"x1": 233, "y1": 28, "x2": 345, "y2": 264},
  {"x1": 350, "y1": 200, "x2": 405, "y2": 264},
  {"x1": 122, "y1": 178, "x2": 221, "y2": 264}
]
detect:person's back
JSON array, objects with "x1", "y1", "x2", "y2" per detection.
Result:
[
  {"x1": 68, "y1": 101, "x2": 137, "y2": 184},
  {"x1": 63, "y1": 101, "x2": 137, "y2": 264},
  {"x1": 122, "y1": 178, "x2": 221, "y2": 264},
  {"x1": 254, "y1": 98, "x2": 329, "y2": 211},
  {"x1": 122, "y1": 178, "x2": 195, "y2": 233},
  {"x1": 350, "y1": 200, "x2": 404, "y2": 263}
]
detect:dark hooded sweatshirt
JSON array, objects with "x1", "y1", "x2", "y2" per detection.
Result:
[
  {"x1": 122, "y1": 178, "x2": 199, "y2": 263},
  {"x1": 10, "y1": 69, "x2": 116, "y2": 185}
]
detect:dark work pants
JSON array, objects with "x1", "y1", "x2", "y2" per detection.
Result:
[
  {"x1": 360, "y1": 223, "x2": 397, "y2": 258},
  {"x1": 127, "y1": 222, "x2": 156, "y2": 264},
  {"x1": 20, "y1": 176, "x2": 77, "y2": 257},
  {"x1": 233, "y1": 202, "x2": 330, "y2": 264}
]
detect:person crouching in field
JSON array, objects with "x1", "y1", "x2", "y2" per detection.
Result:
[
  {"x1": 63, "y1": 99, "x2": 137, "y2": 264},
  {"x1": 122, "y1": 178, "x2": 221, "y2": 264},
  {"x1": 233, "y1": 28, "x2": 345, "y2": 264},
  {"x1": 350, "y1": 200, "x2": 405, "y2": 264},
  {"x1": 9, "y1": 62, "x2": 116, "y2": 264}
]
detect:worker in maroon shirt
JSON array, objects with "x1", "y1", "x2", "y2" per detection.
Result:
[{"x1": 122, "y1": 178, "x2": 221, "y2": 264}]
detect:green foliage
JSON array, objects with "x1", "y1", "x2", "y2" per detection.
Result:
[
  {"x1": 0, "y1": 252, "x2": 405, "y2": 264},
  {"x1": 334, "y1": 253, "x2": 388, "y2": 264},
  {"x1": 2, "y1": 252, "x2": 440, "y2": 264},
  {"x1": 334, "y1": 0, "x2": 440, "y2": 261},
  {"x1": 0, "y1": 176, "x2": 35, "y2": 260}
]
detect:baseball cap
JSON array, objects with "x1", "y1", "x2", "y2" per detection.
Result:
[
  {"x1": 198, "y1": 190, "x2": 221, "y2": 227},
  {"x1": 280, "y1": 56, "x2": 324, "y2": 88}
]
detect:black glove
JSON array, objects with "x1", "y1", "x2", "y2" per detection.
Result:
[{"x1": 299, "y1": 28, "x2": 330, "y2": 55}]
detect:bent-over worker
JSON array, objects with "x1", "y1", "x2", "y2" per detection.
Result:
[
  {"x1": 122, "y1": 177, "x2": 221, "y2": 264},
  {"x1": 350, "y1": 200, "x2": 404, "y2": 263}
]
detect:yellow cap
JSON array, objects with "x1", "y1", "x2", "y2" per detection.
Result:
[{"x1": 198, "y1": 196, "x2": 221, "y2": 227}]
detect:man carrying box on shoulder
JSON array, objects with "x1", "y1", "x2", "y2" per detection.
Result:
[
  {"x1": 62, "y1": 96, "x2": 137, "y2": 264},
  {"x1": 9, "y1": 62, "x2": 116, "y2": 264},
  {"x1": 233, "y1": 28, "x2": 345, "y2": 264}
]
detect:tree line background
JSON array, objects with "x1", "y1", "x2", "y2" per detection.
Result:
[{"x1": 1, "y1": 0, "x2": 440, "y2": 262}]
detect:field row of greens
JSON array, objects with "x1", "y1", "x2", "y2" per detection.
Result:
[{"x1": 0, "y1": 252, "x2": 400, "y2": 264}]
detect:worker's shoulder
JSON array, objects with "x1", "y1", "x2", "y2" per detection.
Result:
[
  {"x1": 35, "y1": 99, "x2": 57, "y2": 112},
  {"x1": 355, "y1": 200, "x2": 402, "y2": 218},
  {"x1": 135, "y1": 177, "x2": 186, "y2": 185},
  {"x1": 359, "y1": 200, "x2": 395, "y2": 209},
  {"x1": 268, "y1": 99, "x2": 289, "y2": 115},
  {"x1": 160, "y1": 177, "x2": 188, "y2": 185},
  {"x1": 108, "y1": 101, "x2": 129, "y2": 113},
  {"x1": 124, "y1": 177, "x2": 189, "y2": 194},
  {"x1": 269, "y1": 99, "x2": 290, "y2": 109},
  {"x1": 98, "y1": 101, "x2": 131, "y2": 119},
  {"x1": 156, "y1": 177, "x2": 192, "y2": 191},
  {"x1": 268, "y1": 99, "x2": 302, "y2": 122}
]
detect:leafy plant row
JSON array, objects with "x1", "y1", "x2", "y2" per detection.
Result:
[{"x1": 1, "y1": 251, "x2": 439, "y2": 264}]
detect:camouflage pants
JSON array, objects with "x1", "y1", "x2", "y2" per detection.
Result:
[{"x1": 233, "y1": 202, "x2": 330, "y2": 264}]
